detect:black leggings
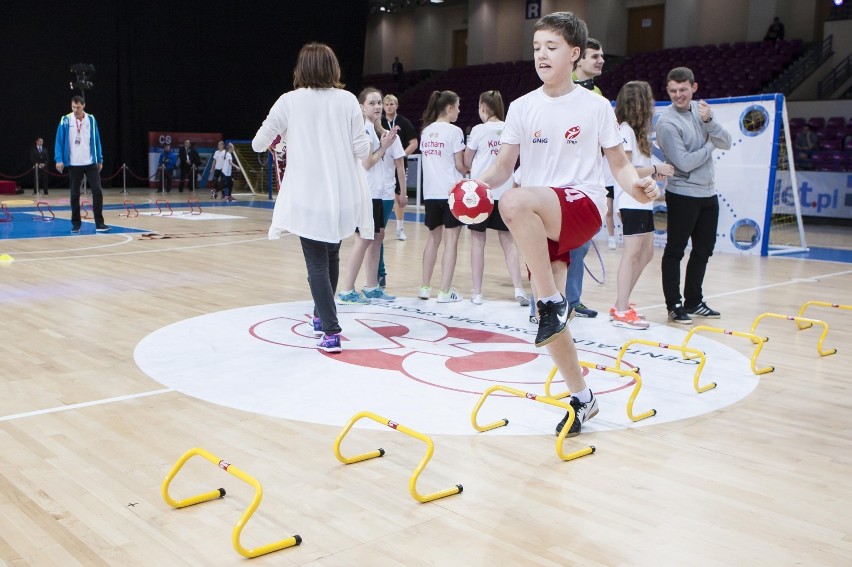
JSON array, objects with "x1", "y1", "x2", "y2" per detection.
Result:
[{"x1": 299, "y1": 237, "x2": 342, "y2": 335}]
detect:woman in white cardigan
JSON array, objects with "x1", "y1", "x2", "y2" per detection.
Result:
[{"x1": 252, "y1": 42, "x2": 372, "y2": 354}]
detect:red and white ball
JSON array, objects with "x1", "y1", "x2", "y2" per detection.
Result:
[{"x1": 448, "y1": 179, "x2": 494, "y2": 224}]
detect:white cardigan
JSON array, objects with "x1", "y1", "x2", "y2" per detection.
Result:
[{"x1": 252, "y1": 88, "x2": 373, "y2": 242}]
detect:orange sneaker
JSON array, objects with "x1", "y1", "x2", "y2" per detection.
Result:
[
  {"x1": 611, "y1": 308, "x2": 650, "y2": 330},
  {"x1": 610, "y1": 304, "x2": 645, "y2": 320}
]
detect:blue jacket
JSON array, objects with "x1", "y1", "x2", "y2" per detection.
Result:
[{"x1": 54, "y1": 112, "x2": 103, "y2": 167}]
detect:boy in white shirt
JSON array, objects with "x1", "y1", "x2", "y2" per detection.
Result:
[{"x1": 476, "y1": 12, "x2": 658, "y2": 437}]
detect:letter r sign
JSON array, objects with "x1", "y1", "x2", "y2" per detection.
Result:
[{"x1": 526, "y1": 0, "x2": 540, "y2": 20}]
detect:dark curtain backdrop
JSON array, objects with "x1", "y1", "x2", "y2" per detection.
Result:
[{"x1": 1, "y1": 0, "x2": 370, "y2": 186}]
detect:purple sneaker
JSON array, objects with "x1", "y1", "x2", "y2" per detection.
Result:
[
  {"x1": 312, "y1": 317, "x2": 323, "y2": 337},
  {"x1": 317, "y1": 333, "x2": 342, "y2": 353}
]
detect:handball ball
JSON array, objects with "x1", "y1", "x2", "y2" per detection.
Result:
[{"x1": 449, "y1": 180, "x2": 494, "y2": 224}]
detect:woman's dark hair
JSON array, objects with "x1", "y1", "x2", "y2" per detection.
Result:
[{"x1": 421, "y1": 90, "x2": 459, "y2": 131}]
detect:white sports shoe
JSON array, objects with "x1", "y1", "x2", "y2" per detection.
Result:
[
  {"x1": 436, "y1": 288, "x2": 462, "y2": 303},
  {"x1": 470, "y1": 293, "x2": 483, "y2": 305},
  {"x1": 418, "y1": 285, "x2": 431, "y2": 300},
  {"x1": 607, "y1": 236, "x2": 617, "y2": 250},
  {"x1": 514, "y1": 288, "x2": 530, "y2": 306},
  {"x1": 397, "y1": 227, "x2": 407, "y2": 241}
]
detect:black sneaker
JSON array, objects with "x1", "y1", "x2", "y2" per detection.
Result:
[
  {"x1": 555, "y1": 394, "x2": 600, "y2": 437},
  {"x1": 535, "y1": 296, "x2": 571, "y2": 347},
  {"x1": 668, "y1": 304, "x2": 692, "y2": 324},
  {"x1": 95, "y1": 224, "x2": 111, "y2": 232},
  {"x1": 70, "y1": 226, "x2": 81, "y2": 234},
  {"x1": 573, "y1": 302, "x2": 598, "y2": 318},
  {"x1": 686, "y1": 301, "x2": 721, "y2": 318}
]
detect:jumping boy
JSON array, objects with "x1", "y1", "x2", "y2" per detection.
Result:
[{"x1": 476, "y1": 12, "x2": 658, "y2": 436}]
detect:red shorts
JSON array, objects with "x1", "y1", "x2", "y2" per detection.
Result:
[{"x1": 546, "y1": 187, "x2": 602, "y2": 265}]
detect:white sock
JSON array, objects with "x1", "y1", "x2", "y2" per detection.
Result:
[
  {"x1": 573, "y1": 388, "x2": 593, "y2": 404},
  {"x1": 541, "y1": 293, "x2": 563, "y2": 304}
]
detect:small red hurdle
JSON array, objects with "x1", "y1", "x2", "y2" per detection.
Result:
[
  {"x1": 0, "y1": 203, "x2": 11, "y2": 223},
  {"x1": 187, "y1": 198, "x2": 202, "y2": 215},
  {"x1": 119, "y1": 199, "x2": 139, "y2": 218},
  {"x1": 32, "y1": 201, "x2": 55, "y2": 222},
  {"x1": 154, "y1": 199, "x2": 173, "y2": 216},
  {"x1": 81, "y1": 199, "x2": 92, "y2": 219}
]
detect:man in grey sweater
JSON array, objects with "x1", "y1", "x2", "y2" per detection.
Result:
[{"x1": 656, "y1": 67, "x2": 732, "y2": 324}]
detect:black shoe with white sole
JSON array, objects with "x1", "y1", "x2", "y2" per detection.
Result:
[
  {"x1": 535, "y1": 296, "x2": 571, "y2": 347},
  {"x1": 686, "y1": 301, "x2": 721, "y2": 318}
]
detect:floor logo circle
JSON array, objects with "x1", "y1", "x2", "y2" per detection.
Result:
[{"x1": 134, "y1": 299, "x2": 758, "y2": 436}]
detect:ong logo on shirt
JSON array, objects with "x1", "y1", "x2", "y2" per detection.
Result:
[
  {"x1": 532, "y1": 130, "x2": 548, "y2": 144},
  {"x1": 564, "y1": 126, "x2": 581, "y2": 144}
]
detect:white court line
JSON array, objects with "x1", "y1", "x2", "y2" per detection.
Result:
[
  {"x1": 0, "y1": 388, "x2": 174, "y2": 422},
  {"x1": 4, "y1": 233, "x2": 135, "y2": 255},
  {"x1": 637, "y1": 268, "x2": 852, "y2": 312},
  {"x1": 8, "y1": 236, "x2": 270, "y2": 262}
]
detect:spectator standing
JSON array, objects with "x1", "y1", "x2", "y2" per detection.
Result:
[
  {"x1": 655, "y1": 67, "x2": 732, "y2": 324},
  {"x1": 159, "y1": 144, "x2": 176, "y2": 193},
  {"x1": 178, "y1": 139, "x2": 201, "y2": 192},
  {"x1": 30, "y1": 137, "x2": 49, "y2": 194},
  {"x1": 381, "y1": 94, "x2": 418, "y2": 241},
  {"x1": 764, "y1": 17, "x2": 785, "y2": 41}
]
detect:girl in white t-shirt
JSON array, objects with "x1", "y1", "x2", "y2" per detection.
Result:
[
  {"x1": 611, "y1": 81, "x2": 674, "y2": 330},
  {"x1": 337, "y1": 87, "x2": 400, "y2": 305},
  {"x1": 462, "y1": 90, "x2": 529, "y2": 306},
  {"x1": 418, "y1": 90, "x2": 468, "y2": 302},
  {"x1": 210, "y1": 141, "x2": 226, "y2": 199}
]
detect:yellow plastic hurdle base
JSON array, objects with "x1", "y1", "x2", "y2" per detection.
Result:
[
  {"x1": 333, "y1": 411, "x2": 462, "y2": 503},
  {"x1": 544, "y1": 363, "x2": 655, "y2": 422},
  {"x1": 615, "y1": 339, "x2": 716, "y2": 393},
  {"x1": 751, "y1": 312, "x2": 837, "y2": 362},
  {"x1": 796, "y1": 300, "x2": 851, "y2": 335},
  {"x1": 471, "y1": 385, "x2": 595, "y2": 461},
  {"x1": 161, "y1": 447, "x2": 301, "y2": 558},
  {"x1": 681, "y1": 325, "x2": 773, "y2": 375}
]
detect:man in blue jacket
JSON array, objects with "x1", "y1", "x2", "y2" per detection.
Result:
[{"x1": 55, "y1": 95, "x2": 109, "y2": 233}]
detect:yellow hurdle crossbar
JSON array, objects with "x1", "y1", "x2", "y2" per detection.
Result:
[
  {"x1": 333, "y1": 411, "x2": 462, "y2": 503},
  {"x1": 796, "y1": 301, "x2": 852, "y2": 331},
  {"x1": 544, "y1": 363, "x2": 655, "y2": 422},
  {"x1": 471, "y1": 385, "x2": 595, "y2": 461},
  {"x1": 750, "y1": 312, "x2": 837, "y2": 358},
  {"x1": 615, "y1": 339, "x2": 716, "y2": 393},
  {"x1": 161, "y1": 447, "x2": 301, "y2": 558},
  {"x1": 681, "y1": 325, "x2": 773, "y2": 375}
]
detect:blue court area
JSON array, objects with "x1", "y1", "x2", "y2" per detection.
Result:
[
  {"x1": 781, "y1": 246, "x2": 852, "y2": 264},
  {"x1": 0, "y1": 204, "x2": 149, "y2": 239}
]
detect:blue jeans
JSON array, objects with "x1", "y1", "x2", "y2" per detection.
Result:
[{"x1": 565, "y1": 240, "x2": 591, "y2": 308}]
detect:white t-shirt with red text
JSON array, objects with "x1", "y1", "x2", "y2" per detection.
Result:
[
  {"x1": 420, "y1": 121, "x2": 465, "y2": 199},
  {"x1": 502, "y1": 86, "x2": 622, "y2": 219},
  {"x1": 466, "y1": 121, "x2": 511, "y2": 199}
]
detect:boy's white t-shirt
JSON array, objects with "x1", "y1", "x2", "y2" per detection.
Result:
[
  {"x1": 420, "y1": 121, "x2": 465, "y2": 199},
  {"x1": 615, "y1": 122, "x2": 653, "y2": 211},
  {"x1": 364, "y1": 119, "x2": 385, "y2": 199},
  {"x1": 380, "y1": 136, "x2": 406, "y2": 200},
  {"x1": 466, "y1": 121, "x2": 512, "y2": 199},
  {"x1": 502, "y1": 86, "x2": 622, "y2": 220}
]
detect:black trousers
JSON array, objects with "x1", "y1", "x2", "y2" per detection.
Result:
[
  {"x1": 68, "y1": 164, "x2": 104, "y2": 227},
  {"x1": 299, "y1": 237, "x2": 342, "y2": 335},
  {"x1": 178, "y1": 164, "x2": 193, "y2": 191},
  {"x1": 162, "y1": 167, "x2": 173, "y2": 192},
  {"x1": 661, "y1": 192, "x2": 719, "y2": 310}
]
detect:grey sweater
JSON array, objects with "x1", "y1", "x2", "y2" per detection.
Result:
[{"x1": 655, "y1": 102, "x2": 732, "y2": 198}]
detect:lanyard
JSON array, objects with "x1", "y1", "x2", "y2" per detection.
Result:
[{"x1": 75, "y1": 116, "x2": 84, "y2": 137}]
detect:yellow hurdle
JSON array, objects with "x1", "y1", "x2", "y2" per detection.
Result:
[
  {"x1": 333, "y1": 411, "x2": 462, "y2": 503},
  {"x1": 615, "y1": 339, "x2": 716, "y2": 393},
  {"x1": 796, "y1": 300, "x2": 852, "y2": 331},
  {"x1": 161, "y1": 447, "x2": 301, "y2": 558},
  {"x1": 750, "y1": 312, "x2": 837, "y2": 358},
  {"x1": 681, "y1": 325, "x2": 773, "y2": 375},
  {"x1": 470, "y1": 384, "x2": 595, "y2": 461},
  {"x1": 544, "y1": 363, "x2": 655, "y2": 422}
]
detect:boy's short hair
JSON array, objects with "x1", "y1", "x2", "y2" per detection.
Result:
[
  {"x1": 585, "y1": 37, "x2": 602, "y2": 55},
  {"x1": 534, "y1": 11, "x2": 588, "y2": 52},
  {"x1": 666, "y1": 67, "x2": 696, "y2": 85},
  {"x1": 383, "y1": 94, "x2": 398, "y2": 104}
]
